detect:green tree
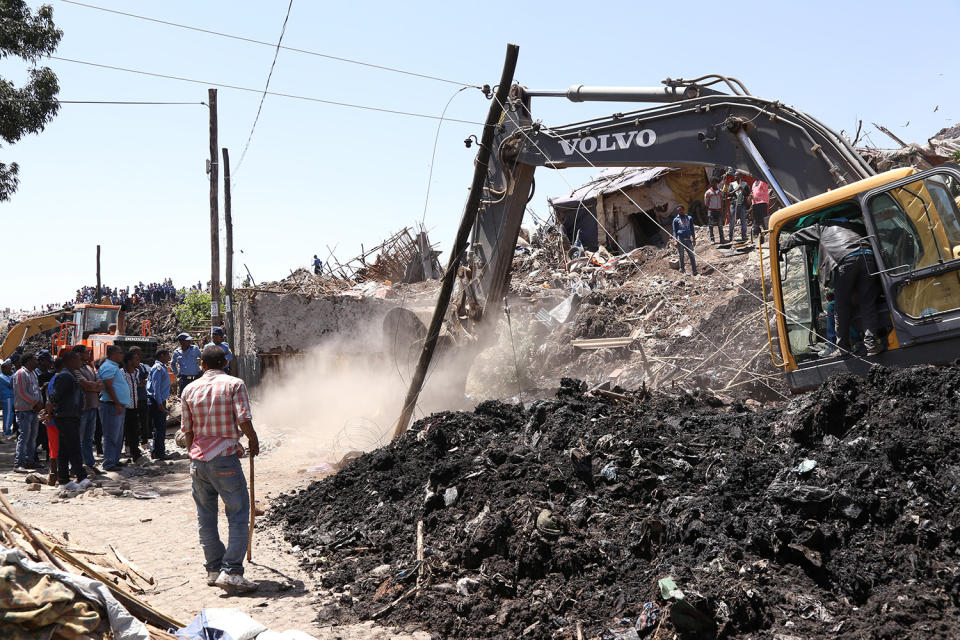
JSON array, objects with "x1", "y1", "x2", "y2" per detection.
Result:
[
  {"x1": 0, "y1": 1, "x2": 62, "y2": 201},
  {"x1": 174, "y1": 289, "x2": 212, "y2": 328}
]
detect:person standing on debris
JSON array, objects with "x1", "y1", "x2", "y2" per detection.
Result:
[
  {"x1": 703, "y1": 180, "x2": 726, "y2": 243},
  {"x1": 12, "y1": 353, "x2": 42, "y2": 472},
  {"x1": 312, "y1": 254, "x2": 323, "y2": 275},
  {"x1": 751, "y1": 179, "x2": 770, "y2": 237},
  {"x1": 0, "y1": 360, "x2": 14, "y2": 438},
  {"x1": 172, "y1": 333, "x2": 202, "y2": 394},
  {"x1": 97, "y1": 345, "x2": 130, "y2": 472},
  {"x1": 49, "y1": 351, "x2": 90, "y2": 491},
  {"x1": 71, "y1": 345, "x2": 103, "y2": 474},
  {"x1": 204, "y1": 327, "x2": 233, "y2": 375},
  {"x1": 180, "y1": 345, "x2": 260, "y2": 593},
  {"x1": 727, "y1": 174, "x2": 749, "y2": 243},
  {"x1": 147, "y1": 349, "x2": 171, "y2": 460},
  {"x1": 672, "y1": 205, "x2": 698, "y2": 276},
  {"x1": 781, "y1": 217, "x2": 886, "y2": 356}
]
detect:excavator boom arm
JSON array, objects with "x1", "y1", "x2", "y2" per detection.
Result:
[
  {"x1": 470, "y1": 85, "x2": 873, "y2": 317},
  {"x1": 1, "y1": 312, "x2": 67, "y2": 361}
]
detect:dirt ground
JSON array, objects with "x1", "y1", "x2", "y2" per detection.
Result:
[{"x1": 0, "y1": 422, "x2": 430, "y2": 640}]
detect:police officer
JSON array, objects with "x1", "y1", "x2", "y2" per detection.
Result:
[
  {"x1": 781, "y1": 216, "x2": 886, "y2": 356},
  {"x1": 204, "y1": 327, "x2": 233, "y2": 374},
  {"x1": 171, "y1": 333, "x2": 202, "y2": 393}
]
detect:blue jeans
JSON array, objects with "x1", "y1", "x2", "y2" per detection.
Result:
[
  {"x1": 729, "y1": 203, "x2": 747, "y2": 241},
  {"x1": 148, "y1": 400, "x2": 167, "y2": 460},
  {"x1": 79, "y1": 408, "x2": 98, "y2": 466},
  {"x1": 191, "y1": 454, "x2": 250, "y2": 575},
  {"x1": 2, "y1": 398, "x2": 13, "y2": 436},
  {"x1": 14, "y1": 411, "x2": 39, "y2": 467},
  {"x1": 677, "y1": 237, "x2": 697, "y2": 275},
  {"x1": 99, "y1": 403, "x2": 126, "y2": 469}
]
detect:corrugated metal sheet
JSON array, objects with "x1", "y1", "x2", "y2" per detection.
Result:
[{"x1": 548, "y1": 167, "x2": 674, "y2": 208}]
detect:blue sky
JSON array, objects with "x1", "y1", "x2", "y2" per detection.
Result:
[{"x1": 2, "y1": 0, "x2": 958, "y2": 309}]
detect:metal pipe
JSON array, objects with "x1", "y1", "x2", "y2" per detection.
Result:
[
  {"x1": 524, "y1": 85, "x2": 724, "y2": 103},
  {"x1": 735, "y1": 129, "x2": 792, "y2": 205}
]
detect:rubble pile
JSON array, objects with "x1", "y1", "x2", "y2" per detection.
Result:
[
  {"x1": 495, "y1": 230, "x2": 783, "y2": 399},
  {"x1": 271, "y1": 364, "x2": 960, "y2": 639},
  {"x1": 124, "y1": 300, "x2": 182, "y2": 345}
]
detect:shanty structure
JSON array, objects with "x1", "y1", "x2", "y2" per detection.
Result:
[{"x1": 549, "y1": 166, "x2": 713, "y2": 252}]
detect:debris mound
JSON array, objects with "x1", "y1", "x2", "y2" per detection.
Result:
[{"x1": 270, "y1": 364, "x2": 960, "y2": 639}]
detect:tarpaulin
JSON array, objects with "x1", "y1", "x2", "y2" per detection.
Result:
[{"x1": 0, "y1": 547, "x2": 149, "y2": 640}]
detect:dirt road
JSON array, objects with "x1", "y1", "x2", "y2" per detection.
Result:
[{"x1": 0, "y1": 423, "x2": 429, "y2": 640}]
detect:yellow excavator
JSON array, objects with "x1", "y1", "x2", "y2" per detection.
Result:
[
  {"x1": 1, "y1": 304, "x2": 157, "y2": 362},
  {"x1": 1, "y1": 310, "x2": 69, "y2": 361},
  {"x1": 394, "y1": 69, "x2": 960, "y2": 420}
]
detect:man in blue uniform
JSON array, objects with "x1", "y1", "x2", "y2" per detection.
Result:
[
  {"x1": 204, "y1": 327, "x2": 233, "y2": 374},
  {"x1": 171, "y1": 333, "x2": 202, "y2": 393}
]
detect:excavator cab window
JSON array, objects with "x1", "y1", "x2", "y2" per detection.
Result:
[
  {"x1": 79, "y1": 307, "x2": 119, "y2": 335},
  {"x1": 865, "y1": 170, "x2": 960, "y2": 319},
  {"x1": 778, "y1": 201, "x2": 877, "y2": 361}
]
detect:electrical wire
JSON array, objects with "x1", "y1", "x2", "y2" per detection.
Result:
[
  {"x1": 58, "y1": 0, "x2": 479, "y2": 88},
  {"x1": 48, "y1": 56, "x2": 485, "y2": 125},
  {"x1": 234, "y1": 0, "x2": 294, "y2": 175},
  {"x1": 0, "y1": 99, "x2": 203, "y2": 105},
  {"x1": 391, "y1": 85, "x2": 480, "y2": 387}
]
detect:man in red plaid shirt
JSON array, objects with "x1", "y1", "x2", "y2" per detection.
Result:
[{"x1": 180, "y1": 346, "x2": 261, "y2": 593}]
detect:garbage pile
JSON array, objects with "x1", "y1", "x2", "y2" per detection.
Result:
[{"x1": 271, "y1": 363, "x2": 960, "y2": 639}]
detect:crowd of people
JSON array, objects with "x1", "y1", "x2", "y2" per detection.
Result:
[
  {"x1": 669, "y1": 172, "x2": 771, "y2": 277},
  {"x1": 75, "y1": 279, "x2": 180, "y2": 305},
  {"x1": 0, "y1": 326, "x2": 235, "y2": 486},
  {"x1": 0, "y1": 325, "x2": 259, "y2": 591}
]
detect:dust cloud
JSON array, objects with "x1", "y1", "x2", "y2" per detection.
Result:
[{"x1": 250, "y1": 318, "x2": 510, "y2": 469}]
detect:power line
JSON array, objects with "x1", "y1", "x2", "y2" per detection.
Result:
[
  {"x1": 0, "y1": 98, "x2": 203, "y2": 105},
  {"x1": 234, "y1": 0, "x2": 294, "y2": 175},
  {"x1": 48, "y1": 56, "x2": 484, "y2": 125},
  {"x1": 58, "y1": 0, "x2": 478, "y2": 88}
]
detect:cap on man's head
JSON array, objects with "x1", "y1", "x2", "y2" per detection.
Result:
[
  {"x1": 37, "y1": 350, "x2": 52, "y2": 362},
  {"x1": 176, "y1": 332, "x2": 194, "y2": 342},
  {"x1": 211, "y1": 326, "x2": 225, "y2": 337}
]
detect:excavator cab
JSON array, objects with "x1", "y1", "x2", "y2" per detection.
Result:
[{"x1": 768, "y1": 164, "x2": 960, "y2": 391}]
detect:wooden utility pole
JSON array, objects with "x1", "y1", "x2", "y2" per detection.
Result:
[
  {"x1": 393, "y1": 43, "x2": 520, "y2": 438},
  {"x1": 222, "y1": 147, "x2": 234, "y2": 349},
  {"x1": 208, "y1": 88, "x2": 221, "y2": 329},
  {"x1": 95, "y1": 245, "x2": 102, "y2": 304}
]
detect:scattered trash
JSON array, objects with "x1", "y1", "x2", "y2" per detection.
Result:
[
  {"x1": 658, "y1": 576, "x2": 684, "y2": 601},
  {"x1": 443, "y1": 487, "x2": 459, "y2": 507},
  {"x1": 536, "y1": 509, "x2": 561, "y2": 537},
  {"x1": 793, "y1": 459, "x2": 817, "y2": 473},
  {"x1": 455, "y1": 577, "x2": 480, "y2": 596}
]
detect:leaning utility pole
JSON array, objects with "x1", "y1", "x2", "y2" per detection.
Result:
[
  {"x1": 393, "y1": 43, "x2": 520, "y2": 438},
  {"x1": 222, "y1": 147, "x2": 234, "y2": 349},
  {"x1": 208, "y1": 88, "x2": 222, "y2": 329}
]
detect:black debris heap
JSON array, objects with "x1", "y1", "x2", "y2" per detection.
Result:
[{"x1": 270, "y1": 365, "x2": 960, "y2": 639}]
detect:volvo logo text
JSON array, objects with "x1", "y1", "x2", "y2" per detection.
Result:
[{"x1": 558, "y1": 129, "x2": 657, "y2": 156}]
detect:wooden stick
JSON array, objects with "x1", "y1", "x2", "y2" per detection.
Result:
[
  {"x1": 109, "y1": 543, "x2": 155, "y2": 585},
  {"x1": 247, "y1": 454, "x2": 255, "y2": 562},
  {"x1": 0, "y1": 494, "x2": 65, "y2": 570},
  {"x1": 415, "y1": 520, "x2": 424, "y2": 594}
]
